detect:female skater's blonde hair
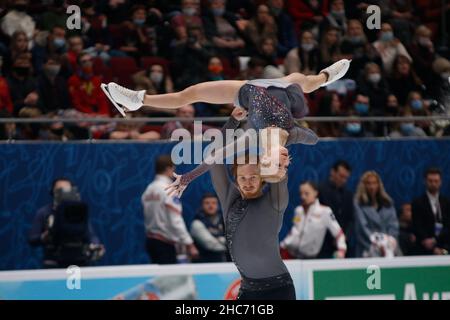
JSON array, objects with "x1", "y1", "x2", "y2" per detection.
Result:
[{"x1": 355, "y1": 171, "x2": 393, "y2": 207}]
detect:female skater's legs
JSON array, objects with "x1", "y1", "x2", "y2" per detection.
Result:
[
  {"x1": 102, "y1": 59, "x2": 350, "y2": 115},
  {"x1": 143, "y1": 80, "x2": 245, "y2": 109},
  {"x1": 102, "y1": 80, "x2": 245, "y2": 115}
]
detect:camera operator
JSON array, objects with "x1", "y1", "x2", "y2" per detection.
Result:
[{"x1": 28, "y1": 178, "x2": 105, "y2": 268}]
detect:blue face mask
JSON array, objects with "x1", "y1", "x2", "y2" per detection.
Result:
[
  {"x1": 400, "y1": 123, "x2": 415, "y2": 134},
  {"x1": 355, "y1": 103, "x2": 369, "y2": 114},
  {"x1": 134, "y1": 19, "x2": 146, "y2": 26},
  {"x1": 380, "y1": 31, "x2": 394, "y2": 42},
  {"x1": 183, "y1": 7, "x2": 197, "y2": 16},
  {"x1": 53, "y1": 38, "x2": 66, "y2": 48},
  {"x1": 411, "y1": 99, "x2": 423, "y2": 110},
  {"x1": 212, "y1": 8, "x2": 225, "y2": 17},
  {"x1": 346, "y1": 123, "x2": 362, "y2": 134},
  {"x1": 350, "y1": 36, "x2": 364, "y2": 44}
]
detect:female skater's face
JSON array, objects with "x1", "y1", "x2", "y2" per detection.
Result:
[
  {"x1": 260, "y1": 146, "x2": 290, "y2": 183},
  {"x1": 236, "y1": 164, "x2": 263, "y2": 199}
]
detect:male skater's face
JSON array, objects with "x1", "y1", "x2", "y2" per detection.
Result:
[{"x1": 236, "y1": 164, "x2": 263, "y2": 199}]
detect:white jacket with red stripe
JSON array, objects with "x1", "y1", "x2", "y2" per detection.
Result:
[
  {"x1": 141, "y1": 175, "x2": 193, "y2": 245},
  {"x1": 281, "y1": 199, "x2": 346, "y2": 258}
]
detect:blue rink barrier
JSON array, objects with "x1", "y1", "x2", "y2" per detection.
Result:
[
  {"x1": 1, "y1": 139, "x2": 450, "y2": 270},
  {"x1": 0, "y1": 256, "x2": 449, "y2": 300}
]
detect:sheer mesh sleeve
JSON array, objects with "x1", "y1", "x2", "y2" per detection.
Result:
[
  {"x1": 180, "y1": 117, "x2": 241, "y2": 185},
  {"x1": 286, "y1": 125, "x2": 319, "y2": 146}
]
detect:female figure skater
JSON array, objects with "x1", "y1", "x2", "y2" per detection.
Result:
[{"x1": 102, "y1": 59, "x2": 351, "y2": 195}]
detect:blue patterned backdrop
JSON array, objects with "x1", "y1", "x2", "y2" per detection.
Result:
[{"x1": 1, "y1": 139, "x2": 449, "y2": 270}]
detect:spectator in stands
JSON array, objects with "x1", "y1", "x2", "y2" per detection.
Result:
[
  {"x1": 267, "y1": 0, "x2": 298, "y2": 58},
  {"x1": 389, "y1": 108, "x2": 427, "y2": 138},
  {"x1": 431, "y1": 57, "x2": 450, "y2": 108},
  {"x1": 116, "y1": 5, "x2": 159, "y2": 59},
  {"x1": 352, "y1": 93, "x2": 370, "y2": 117},
  {"x1": 202, "y1": 0, "x2": 247, "y2": 59},
  {"x1": 64, "y1": 35, "x2": 85, "y2": 74},
  {"x1": 38, "y1": 0, "x2": 67, "y2": 31},
  {"x1": 0, "y1": 0, "x2": 35, "y2": 41},
  {"x1": 372, "y1": 22, "x2": 412, "y2": 74},
  {"x1": 354, "y1": 171, "x2": 399, "y2": 258},
  {"x1": 388, "y1": 54, "x2": 424, "y2": 106},
  {"x1": 314, "y1": 91, "x2": 341, "y2": 137},
  {"x1": 108, "y1": 115, "x2": 160, "y2": 141},
  {"x1": 1, "y1": 30, "x2": 29, "y2": 76},
  {"x1": 6, "y1": 53, "x2": 38, "y2": 115},
  {"x1": 398, "y1": 203, "x2": 417, "y2": 256},
  {"x1": 67, "y1": 52, "x2": 111, "y2": 116},
  {"x1": 16, "y1": 106, "x2": 43, "y2": 140},
  {"x1": 256, "y1": 37, "x2": 279, "y2": 68},
  {"x1": 161, "y1": 104, "x2": 197, "y2": 139},
  {"x1": 341, "y1": 116, "x2": 373, "y2": 138},
  {"x1": 244, "y1": 4, "x2": 278, "y2": 51},
  {"x1": 412, "y1": 168, "x2": 450, "y2": 255},
  {"x1": 385, "y1": 94, "x2": 400, "y2": 117},
  {"x1": 133, "y1": 63, "x2": 174, "y2": 96},
  {"x1": 320, "y1": 0, "x2": 347, "y2": 37},
  {"x1": 142, "y1": 155, "x2": 199, "y2": 264},
  {"x1": 407, "y1": 25, "x2": 437, "y2": 87},
  {"x1": 286, "y1": 0, "x2": 328, "y2": 33},
  {"x1": 170, "y1": 0, "x2": 204, "y2": 45},
  {"x1": 406, "y1": 91, "x2": 432, "y2": 135},
  {"x1": 0, "y1": 69, "x2": 13, "y2": 114},
  {"x1": 190, "y1": 193, "x2": 228, "y2": 263},
  {"x1": 319, "y1": 26, "x2": 341, "y2": 70},
  {"x1": 280, "y1": 181, "x2": 347, "y2": 259},
  {"x1": 205, "y1": 56, "x2": 225, "y2": 81},
  {"x1": 29, "y1": 178, "x2": 104, "y2": 268},
  {"x1": 36, "y1": 55, "x2": 71, "y2": 114},
  {"x1": 171, "y1": 25, "x2": 216, "y2": 89},
  {"x1": 357, "y1": 62, "x2": 390, "y2": 117},
  {"x1": 238, "y1": 56, "x2": 266, "y2": 80},
  {"x1": 385, "y1": 0, "x2": 415, "y2": 46},
  {"x1": 284, "y1": 30, "x2": 319, "y2": 75},
  {"x1": 318, "y1": 160, "x2": 354, "y2": 257},
  {"x1": 340, "y1": 19, "x2": 375, "y2": 80},
  {"x1": 0, "y1": 110, "x2": 17, "y2": 140},
  {"x1": 78, "y1": 0, "x2": 114, "y2": 63},
  {"x1": 99, "y1": 0, "x2": 131, "y2": 25},
  {"x1": 32, "y1": 26, "x2": 68, "y2": 74}
]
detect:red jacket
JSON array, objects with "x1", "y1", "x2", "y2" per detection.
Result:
[
  {"x1": 68, "y1": 74, "x2": 111, "y2": 115},
  {"x1": 287, "y1": 0, "x2": 329, "y2": 27},
  {"x1": 0, "y1": 77, "x2": 13, "y2": 114}
]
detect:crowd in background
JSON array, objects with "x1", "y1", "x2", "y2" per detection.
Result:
[
  {"x1": 0, "y1": 0, "x2": 449, "y2": 141},
  {"x1": 29, "y1": 156, "x2": 449, "y2": 268}
]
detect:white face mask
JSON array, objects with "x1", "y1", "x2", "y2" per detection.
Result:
[
  {"x1": 150, "y1": 72, "x2": 163, "y2": 84},
  {"x1": 368, "y1": 73, "x2": 381, "y2": 83},
  {"x1": 418, "y1": 36, "x2": 430, "y2": 47},
  {"x1": 301, "y1": 43, "x2": 314, "y2": 52},
  {"x1": 183, "y1": 7, "x2": 197, "y2": 16},
  {"x1": 441, "y1": 72, "x2": 450, "y2": 80}
]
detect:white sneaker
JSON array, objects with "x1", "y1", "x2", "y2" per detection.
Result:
[
  {"x1": 319, "y1": 59, "x2": 351, "y2": 87},
  {"x1": 101, "y1": 82, "x2": 145, "y2": 117}
]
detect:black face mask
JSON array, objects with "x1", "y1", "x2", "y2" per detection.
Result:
[
  {"x1": 51, "y1": 127, "x2": 64, "y2": 136},
  {"x1": 13, "y1": 66, "x2": 30, "y2": 77},
  {"x1": 13, "y1": 4, "x2": 27, "y2": 12}
]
